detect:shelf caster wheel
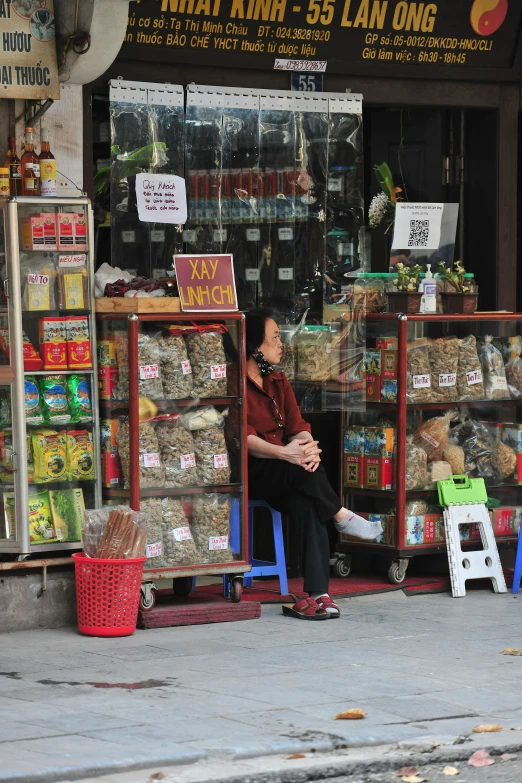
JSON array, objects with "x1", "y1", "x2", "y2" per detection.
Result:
[
  {"x1": 173, "y1": 577, "x2": 193, "y2": 598},
  {"x1": 388, "y1": 559, "x2": 408, "y2": 585},
  {"x1": 230, "y1": 577, "x2": 243, "y2": 603},
  {"x1": 332, "y1": 553, "x2": 351, "y2": 579},
  {"x1": 139, "y1": 583, "x2": 156, "y2": 612}
]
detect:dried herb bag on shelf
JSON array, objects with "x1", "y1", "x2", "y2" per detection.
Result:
[
  {"x1": 191, "y1": 493, "x2": 234, "y2": 564},
  {"x1": 478, "y1": 336, "x2": 510, "y2": 401},
  {"x1": 457, "y1": 335, "x2": 485, "y2": 401}
]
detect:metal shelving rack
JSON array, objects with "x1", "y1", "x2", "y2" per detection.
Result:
[{"x1": 340, "y1": 312, "x2": 522, "y2": 583}]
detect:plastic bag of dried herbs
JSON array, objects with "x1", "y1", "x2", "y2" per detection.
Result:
[
  {"x1": 137, "y1": 332, "x2": 164, "y2": 400},
  {"x1": 156, "y1": 416, "x2": 198, "y2": 488},
  {"x1": 185, "y1": 324, "x2": 228, "y2": 398},
  {"x1": 159, "y1": 327, "x2": 193, "y2": 400},
  {"x1": 116, "y1": 418, "x2": 165, "y2": 489},
  {"x1": 406, "y1": 340, "x2": 432, "y2": 403},
  {"x1": 450, "y1": 416, "x2": 502, "y2": 485},
  {"x1": 456, "y1": 335, "x2": 485, "y2": 401},
  {"x1": 161, "y1": 497, "x2": 200, "y2": 566},
  {"x1": 429, "y1": 337, "x2": 459, "y2": 402},
  {"x1": 191, "y1": 493, "x2": 234, "y2": 564},
  {"x1": 478, "y1": 336, "x2": 510, "y2": 401}
]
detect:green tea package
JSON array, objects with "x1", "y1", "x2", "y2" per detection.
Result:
[
  {"x1": 66, "y1": 430, "x2": 95, "y2": 481},
  {"x1": 25, "y1": 376, "x2": 43, "y2": 425},
  {"x1": 28, "y1": 489, "x2": 55, "y2": 544},
  {"x1": 39, "y1": 375, "x2": 71, "y2": 425},
  {"x1": 32, "y1": 429, "x2": 66, "y2": 483},
  {"x1": 49, "y1": 488, "x2": 85, "y2": 541},
  {"x1": 67, "y1": 375, "x2": 92, "y2": 424}
]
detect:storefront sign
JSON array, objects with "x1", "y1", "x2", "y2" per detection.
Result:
[
  {"x1": 122, "y1": 1, "x2": 522, "y2": 77},
  {"x1": 0, "y1": 0, "x2": 59, "y2": 100},
  {"x1": 136, "y1": 173, "x2": 188, "y2": 224},
  {"x1": 174, "y1": 253, "x2": 238, "y2": 311}
]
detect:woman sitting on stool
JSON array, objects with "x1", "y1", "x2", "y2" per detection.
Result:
[{"x1": 245, "y1": 308, "x2": 381, "y2": 621}]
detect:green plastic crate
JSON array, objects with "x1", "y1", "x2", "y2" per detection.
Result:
[{"x1": 437, "y1": 475, "x2": 488, "y2": 507}]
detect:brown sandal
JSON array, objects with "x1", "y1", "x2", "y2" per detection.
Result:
[{"x1": 282, "y1": 597, "x2": 329, "y2": 620}]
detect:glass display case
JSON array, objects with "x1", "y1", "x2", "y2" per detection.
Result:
[
  {"x1": 0, "y1": 197, "x2": 101, "y2": 556},
  {"x1": 96, "y1": 311, "x2": 249, "y2": 607},
  {"x1": 340, "y1": 313, "x2": 522, "y2": 584}
]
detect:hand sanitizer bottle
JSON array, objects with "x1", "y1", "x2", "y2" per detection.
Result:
[{"x1": 419, "y1": 264, "x2": 437, "y2": 313}]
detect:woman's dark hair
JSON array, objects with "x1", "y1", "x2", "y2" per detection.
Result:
[{"x1": 245, "y1": 308, "x2": 278, "y2": 358}]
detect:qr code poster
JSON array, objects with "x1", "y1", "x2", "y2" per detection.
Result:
[{"x1": 390, "y1": 203, "x2": 459, "y2": 273}]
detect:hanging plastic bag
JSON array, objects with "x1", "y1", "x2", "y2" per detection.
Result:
[{"x1": 478, "y1": 335, "x2": 509, "y2": 401}]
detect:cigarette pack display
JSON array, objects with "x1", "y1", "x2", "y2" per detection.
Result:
[
  {"x1": 343, "y1": 425, "x2": 364, "y2": 454},
  {"x1": 344, "y1": 453, "x2": 364, "y2": 488},
  {"x1": 364, "y1": 427, "x2": 394, "y2": 457},
  {"x1": 365, "y1": 373, "x2": 381, "y2": 402},
  {"x1": 38, "y1": 317, "x2": 67, "y2": 370},
  {"x1": 380, "y1": 379, "x2": 397, "y2": 403},
  {"x1": 381, "y1": 350, "x2": 398, "y2": 379},
  {"x1": 364, "y1": 456, "x2": 393, "y2": 490},
  {"x1": 21, "y1": 213, "x2": 57, "y2": 250},
  {"x1": 66, "y1": 316, "x2": 92, "y2": 369}
]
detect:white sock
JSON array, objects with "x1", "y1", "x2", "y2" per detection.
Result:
[
  {"x1": 334, "y1": 511, "x2": 382, "y2": 540},
  {"x1": 311, "y1": 593, "x2": 338, "y2": 614}
]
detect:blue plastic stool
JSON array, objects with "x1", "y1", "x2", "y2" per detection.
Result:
[
  {"x1": 513, "y1": 527, "x2": 522, "y2": 594},
  {"x1": 242, "y1": 500, "x2": 289, "y2": 596}
]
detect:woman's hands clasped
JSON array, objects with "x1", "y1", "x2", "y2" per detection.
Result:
[{"x1": 281, "y1": 438, "x2": 322, "y2": 473}]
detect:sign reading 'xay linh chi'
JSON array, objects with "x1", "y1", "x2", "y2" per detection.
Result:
[
  {"x1": 0, "y1": 0, "x2": 60, "y2": 100},
  {"x1": 173, "y1": 254, "x2": 238, "y2": 312}
]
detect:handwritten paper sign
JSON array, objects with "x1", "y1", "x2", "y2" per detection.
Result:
[
  {"x1": 173, "y1": 254, "x2": 238, "y2": 312},
  {"x1": 136, "y1": 173, "x2": 187, "y2": 225}
]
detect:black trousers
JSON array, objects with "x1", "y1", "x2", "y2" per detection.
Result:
[{"x1": 248, "y1": 458, "x2": 342, "y2": 595}]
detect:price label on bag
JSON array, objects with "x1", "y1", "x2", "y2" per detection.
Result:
[
  {"x1": 181, "y1": 360, "x2": 192, "y2": 375},
  {"x1": 28, "y1": 273, "x2": 49, "y2": 286},
  {"x1": 413, "y1": 374, "x2": 431, "y2": 389},
  {"x1": 214, "y1": 453, "x2": 229, "y2": 469},
  {"x1": 173, "y1": 527, "x2": 193, "y2": 542},
  {"x1": 466, "y1": 369, "x2": 483, "y2": 386},
  {"x1": 211, "y1": 364, "x2": 226, "y2": 380},
  {"x1": 421, "y1": 432, "x2": 440, "y2": 448},
  {"x1": 146, "y1": 541, "x2": 162, "y2": 558},
  {"x1": 180, "y1": 453, "x2": 196, "y2": 469},
  {"x1": 438, "y1": 372, "x2": 456, "y2": 387},
  {"x1": 139, "y1": 364, "x2": 159, "y2": 380},
  {"x1": 492, "y1": 376, "x2": 508, "y2": 391},
  {"x1": 143, "y1": 453, "x2": 161, "y2": 467},
  {"x1": 209, "y1": 535, "x2": 229, "y2": 551}
]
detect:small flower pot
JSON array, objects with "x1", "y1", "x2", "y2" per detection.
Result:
[
  {"x1": 440, "y1": 292, "x2": 478, "y2": 314},
  {"x1": 387, "y1": 291, "x2": 423, "y2": 314}
]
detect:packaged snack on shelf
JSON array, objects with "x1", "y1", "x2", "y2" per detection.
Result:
[
  {"x1": 66, "y1": 316, "x2": 92, "y2": 369},
  {"x1": 0, "y1": 327, "x2": 42, "y2": 370},
  {"x1": 116, "y1": 418, "x2": 165, "y2": 489},
  {"x1": 98, "y1": 367, "x2": 118, "y2": 400},
  {"x1": 156, "y1": 416, "x2": 198, "y2": 488},
  {"x1": 66, "y1": 430, "x2": 94, "y2": 481},
  {"x1": 297, "y1": 326, "x2": 332, "y2": 382},
  {"x1": 57, "y1": 254, "x2": 88, "y2": 309},
  {"x1": 21, "y1": 214, "x2": 57, "y2": 251},
  {"x1": 138, "y1": 332, "x2": 164, "y2": 400},
  {"x1": 380, "y1": 378, "x2": 397, "y2": 403},
  {"x1": 344, "y1": 453, "x2": 364, "y2": 488},
  {"x1": 25, "y1": 376, "x2": 43, "y2": 424},
  {"x1": 32, "y1": 429, "x2": 66, "y2": 483},
  {"x1": 57, "y1": 213, "x2": 78, "y2": 250},
  {"x1": 457, "y1": 335, "x2": 484, "y2": 401},
  {"x1": 405, "y1": 515, "x2": 424, "y2": 546},
  {"x1": 39, "y1": 375, "x2": 71, "y2": 425},
  {"x1": 364, "y1": 456, "x2": 393, "y2": 490},
  {"x1": 38, "y1": 317, "x2": 67, "y2": 370},
  {"x1": 405, "y1": 441, "x2": 428, "y2": 490},
  {"x1": 101, "y1": 451, "x2": 122, "y2": 487},
  {"x1": 429, "y1": 337, "x2": 459, "y2": 402},
  {"x1": 451, "y1": 416, "x2": 501, "y2": 485},
  {"x1": 67, "y1": 375, "x2": 92, "y2": 424},
  {"x1": 191, "y1": 493, "x2": 234, "y2": 564},
  {"x1": 28, "y1": 488, "x2": 55, "y2": 543},
  {"x1": 365, "y1": 427, "x2": 394, "y2": 457},
  {"x1": 73, "y1": 213, "x2": 87, "y2": 250},
  {"x1": 413, "y1": 411, "x2": 455, "y2": 462},
  {"x1": 49, "y1": 488, "x2": 85, "y2": 542},
  {"x1": 158, "y1": 327, "x2": 193, "y2": 400},
  {"x1": 406, "y1": 340, "x2": 431, "y2": 403},
  {"x1": 185, "y1": 324, "x2": 228, "y2": 398},
  {"x1": 21, "y1": 254, "x2": 56, "y2": 311},
  {"x1": 344, "y1": 425, "x2": 364, "y2": 454},
  {"x1": 478, "y1": 336, "x2": 510, "y2": 400},
  {"x1": 97, "y1": 333, "x2": 117, "y2": 367},
  {"x1": 100, "y1": 419, "x2": 118, "y2": 452}
]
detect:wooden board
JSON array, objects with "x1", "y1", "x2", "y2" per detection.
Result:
[
  {"x1": 95, "y1": 297, "x2": 181, "y2": 313},
  {"x1": 139, "y1": 596, "x2": 261, "y2": 629}
]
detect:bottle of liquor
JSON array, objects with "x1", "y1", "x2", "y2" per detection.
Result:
[
  {"x1": 21, "y1": 127, "x2": 40, "y2": 196},
  {"x1": 4, "y1": 136, "x2": 22, "y2": 196},
  {"x1": 39, "y1": 128, "x2": 57, "y2": 197}
]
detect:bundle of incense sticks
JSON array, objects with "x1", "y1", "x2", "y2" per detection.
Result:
[{"x1": 95, "y1": 508, "x2": 148, "y2": 559}]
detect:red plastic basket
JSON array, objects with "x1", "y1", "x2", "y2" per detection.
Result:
[{"x1": 72, "y1": 553, "x2": 146, "y2": 637}]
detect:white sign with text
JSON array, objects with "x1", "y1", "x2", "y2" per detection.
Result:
[{"x1": 136, "y1": 173, "x2": 187, "y2": 225}]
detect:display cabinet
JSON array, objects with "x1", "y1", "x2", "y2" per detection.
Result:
[
  {"x1": 340, "y1": 313, "x2": 522, "y2": 583},
  {"x1": 0, "y1": 197, "x2": 101, "y2": 556},
  {"x1": 96, "y1": 311, "x2": 250, "y2": 607}
]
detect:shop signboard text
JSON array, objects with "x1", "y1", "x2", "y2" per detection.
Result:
[
  {"x1": 122, "y1": 0, "x2": 522, "y2": 77},
  {"x1": 174, "y1": 254, "x2": 238, "y2": 312},
  {"x1": 0, "y1": 0, "x2": 59, "y2": 100}
]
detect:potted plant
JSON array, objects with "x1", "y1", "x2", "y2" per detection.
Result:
[
  {"x1": 438, "y1": 260, "x2": 478, "y2": 314},
  {"x1": 387, "y1": 262, "x2": 423, "y2": 313}
]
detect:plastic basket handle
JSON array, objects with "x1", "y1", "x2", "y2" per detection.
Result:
[{"x1": 448, "y1": 474, "x2": 472, "y2": 489}]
